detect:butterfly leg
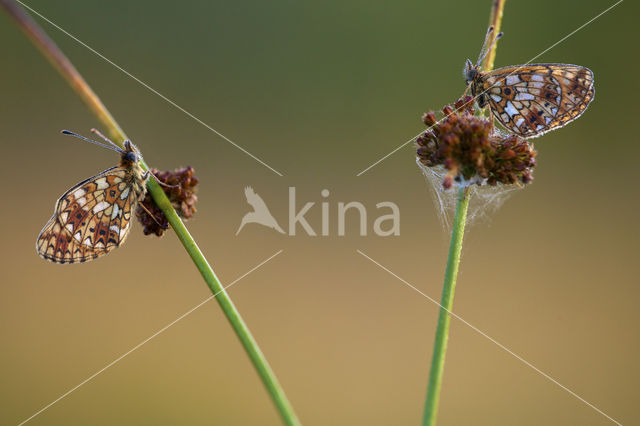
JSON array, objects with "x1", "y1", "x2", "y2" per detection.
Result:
[
  {"x1": 487, "y1": 103, "x2": 495, "y2": 131},
  {"x1": 138, "y1": 201, "x2": 169, "y2": 230},
  {"x1": 149, "y1": 171, "x2": 180, "y2": 189}
]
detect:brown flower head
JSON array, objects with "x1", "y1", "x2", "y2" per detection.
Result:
[
  {"x1": 416, "y1": 96, "x2": 536, "y2": 189},
  {"x1": 136, "y1": 166, "x2": 199, "y2": 236}
]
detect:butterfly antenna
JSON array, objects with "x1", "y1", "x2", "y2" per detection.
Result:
[
  {"x1": 477, "y1": 29, "x2": 503, "y2": 68},
  {"x1": 90, "y1": 128, "x2": 124, "y2": 151},
  {"x1": 61, "y1": 130, "x2": 122, "y2": 153},
  {"x1": 476, "y1": 26, "x2": 494, "y2": 66}
]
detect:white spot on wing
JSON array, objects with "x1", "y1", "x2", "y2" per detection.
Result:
[
  {"x1": 504, "y1": 101, "x2": 518, "y2": 117},
  {"x1": 65, "y1": 224, "x2": 74, "y2": 233},
  {"x1": 77, "y1": 197, "x2": 87, "y2": 207},
  {"x1": 531, "y1": 74, "x2": 544, "y2": 82},
  {"x1": 490, "y1": 94, "x2": 502, "y2": 102},
  {"x1": 93, "y1": 201, "x2": 110, "y2": 213},
  {"x1": 545, "y1": 116, "x2": 552, "y2": 124},
  {"x1": 110, "y1": 225, "x2": 120, "y2": 234},
  {"x1": 515, "y1": 92, "x2": 534, "y2": 101},
  {"x1": 95, "y1": 178, "x2": 109, "y2": 190},
  {"x1": 74, "y1": 231, "x2": 82, "y2": 242},
  {"x1": 120, "y1": 187, "x2": 130, "y2": 200},
  {"x1": 505, "y1": 75, "x2": 520, "y2": 85},
  {"x1": 60, "y1": 212, "x2": 68, "y2": 222},
  {"x1": 72, "y1": 188, "x2": 86, "y2": 199},
  {"x1": 111, "y1": 204, "x2": 120, "y2": 219},
  {"x1": 515, "y1": 117, "x2": 525, "y2": 127}
]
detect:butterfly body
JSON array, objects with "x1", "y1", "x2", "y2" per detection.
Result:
[
  {"x1": 463, "y1": 29, "x2": 594, "y2": 138},
  {"x1": 36, "y1": 137, "x2": 148, "y2": 264}
]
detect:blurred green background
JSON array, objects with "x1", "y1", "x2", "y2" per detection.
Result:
[{"x1": 1, "y1": 0, "x2": 638, "y2": 424}]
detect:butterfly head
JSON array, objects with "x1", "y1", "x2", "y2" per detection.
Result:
[
  {"x1": 464, "y1": 59, "x2": 478, "y2": 85},
  {"x1": 121, "y1": 140, "x2": 142, "y2": 166}
]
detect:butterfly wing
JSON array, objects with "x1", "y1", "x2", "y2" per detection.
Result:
[
  {"x1": 36, "y1": 166, "x2": 141, "y2": 264},
  {"x1": 480, "y1": 64, "x2": 594, "y2": 138}
]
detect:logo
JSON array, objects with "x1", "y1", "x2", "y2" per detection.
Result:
[
  {"x1": 236, "y1": 187, "x2": 286, "y2": 235},
  {"x1": 237, "y1": 187, "x2": 400, "y2": 236}
]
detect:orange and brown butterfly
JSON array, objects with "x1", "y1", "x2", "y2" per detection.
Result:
[
  {"x1": 464, "y1": 28, "x2": 594, "y2": 138},
  {"x1": 36, "y1": 129, "x2": 149, "y2": 264}
]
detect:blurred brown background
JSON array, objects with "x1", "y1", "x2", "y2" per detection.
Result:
[{"x1": 1, "y1": 0, "x2": 638, "y2": 425}]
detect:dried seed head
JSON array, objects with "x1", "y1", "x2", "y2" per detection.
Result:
[
  {"x1": 136, "y1": 166, "x2": 199, "y2": 236},
  {"x1": 416, "y1": 96, "x2": 536, "y2": 189}
]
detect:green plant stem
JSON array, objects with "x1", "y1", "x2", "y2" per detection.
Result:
[
  {"x1": 1, "y1": 1, "x2": 301, "y2": 425},
  {"x1": 422, "y1": 1, "x2": 506, "y2": 424},
  {"x1": 422, "y1": 186, "x2": 470, "y2": 426}
]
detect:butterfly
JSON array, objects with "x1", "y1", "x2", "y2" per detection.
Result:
[
  {"x1": 36, "y1": 130, "x2": 149, "y2": 264},
  {"x1": 464, "y1": 27, "x2": 594, "y2": 138}
]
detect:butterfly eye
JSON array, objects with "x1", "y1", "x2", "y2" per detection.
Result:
[{"x1": 124, "y1": 152, "x2": 138, "y2": 163}]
